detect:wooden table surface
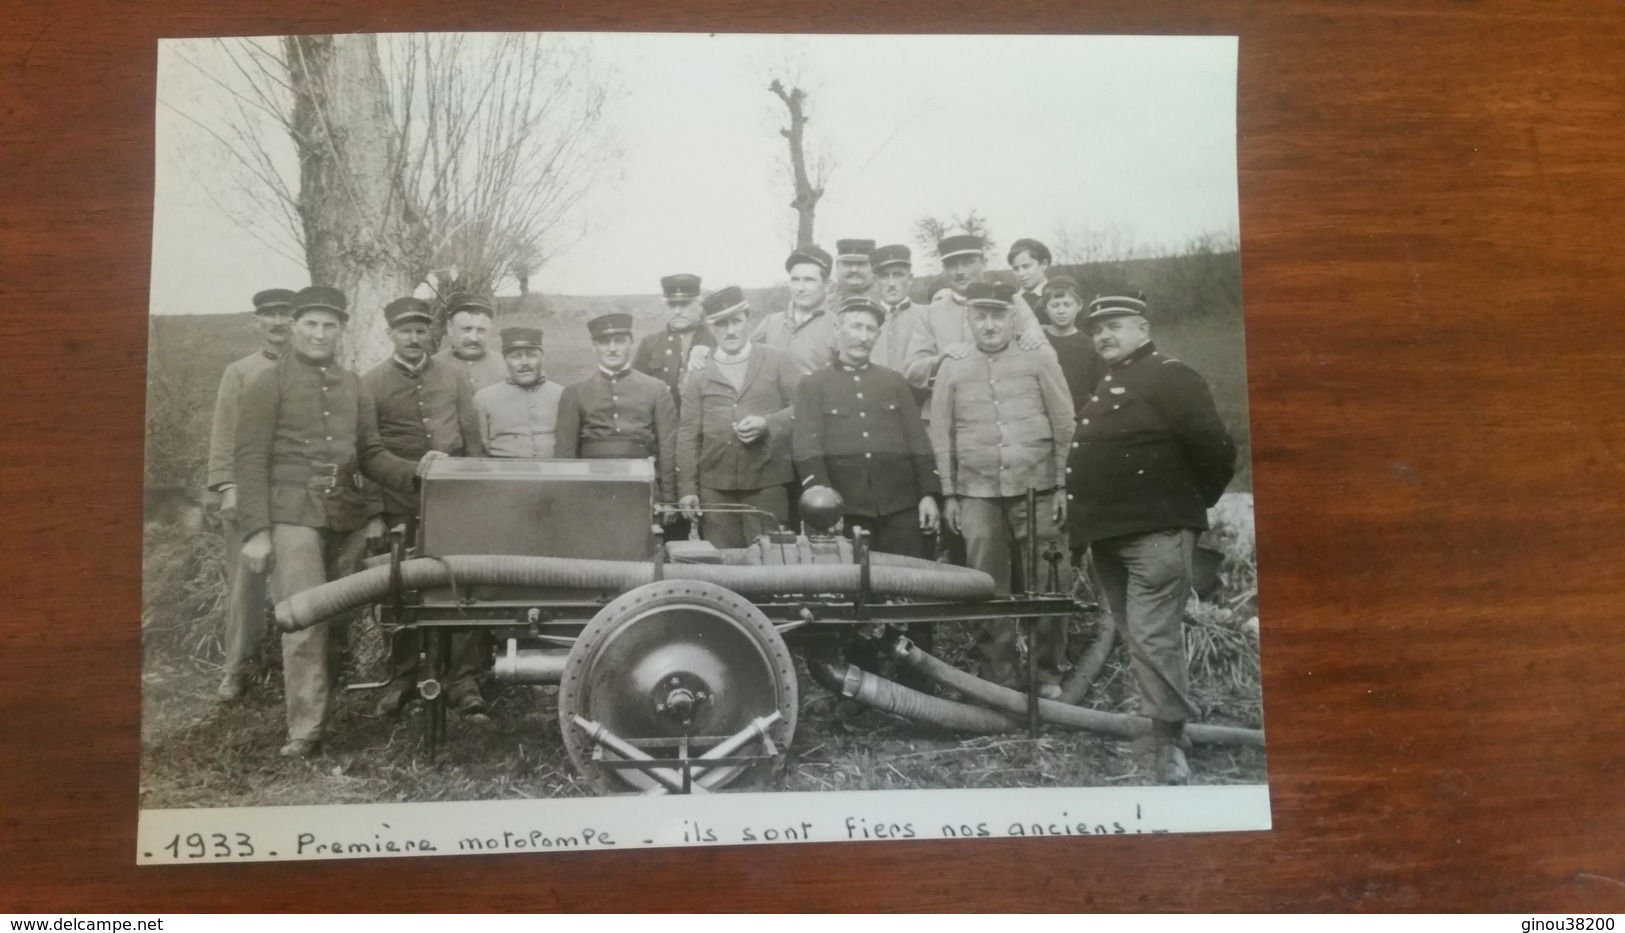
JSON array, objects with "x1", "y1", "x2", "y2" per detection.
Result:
[{"x1": 2, "y1": 0, "x2": 1622, "y2": 913}]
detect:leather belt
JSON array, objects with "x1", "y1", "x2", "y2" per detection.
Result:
[
  {"x1": 579, "y1": 437, "x2": 655, "y2": 459},
  {"x1": 270, "y1": 462, "x2": 359, "y2": 490}
]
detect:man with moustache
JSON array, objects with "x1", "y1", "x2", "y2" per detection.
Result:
[
  {"x1": 472, "y1": 327, "x2": 566, "y2": 460},
  {"x1": 677, "y1": 286, "x2": 803, "y2": 548},
  {"x1": 558, "y1": 313, "x2": 679, "y2": 511},
  {"x1": 930, "y1": 283, "x2": 1074, "y2": 692},
  {"x1": 794, "y1": 296, "x2": 941, "y2": 681},
  {"x1": 751, "y1": 245, "x2": 839, "y2": 377},
  {"x1": 434, "y1": 294, "x2": 507, "y2": 394},
  {"x1": 633, "y1": 273, "x2": 715, "y2": 407},
  {"x1": 867, "y1": 244, "x2": 926, "y2": 380},
  {"x1": 833, "y1": 238, "x2": 877, "y2": 299},
  {"x1": 1067, "y1": 293, "x2": 1236, "y2": 784},
  {"x1": 206, "y1": 288, "x2": 295, "y2": 702},
  {"x1": 235, "y1": 286, "x2": 441, "y2": 757},
  {"x1": 361, "y1": 296, "x2": 486, "y2": 720}
]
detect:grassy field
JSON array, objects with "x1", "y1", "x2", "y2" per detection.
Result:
[{"x1": 140, "y1": 252, "x2": 1263, "y2": 807}]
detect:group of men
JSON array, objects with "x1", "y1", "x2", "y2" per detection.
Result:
[{"x1": 204, "y1": 232, "x2": 1236, "y2": 784}]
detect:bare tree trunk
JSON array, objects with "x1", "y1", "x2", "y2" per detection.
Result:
[
  {"x1": 770, "y1": 79, "x2": 823, "y2": 249},
  {"x1": 285, "y1": 35, "x2": 416, "y2": 372}
]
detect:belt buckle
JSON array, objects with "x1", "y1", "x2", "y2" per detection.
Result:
[{"x1": 310, "y1": 462, "x2": 339, "y2": 490}]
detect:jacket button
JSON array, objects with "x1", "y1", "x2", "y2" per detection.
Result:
[
  {"x1": 862, "y1": 431, "x2": 869, "y2": 438},
  {"x1": 1081, "y1": 419, "x2": 1089, "y2": 425}
]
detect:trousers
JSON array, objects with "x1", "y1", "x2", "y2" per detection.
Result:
[
  {"x1": 698, "y1": 485, "x2": 789, "y2": 549},
  {"x1": 837, "y1": 507, "x2": 934, "y2": 678},
  {"x1": 220, "y1": 512, "x2": 268, "y2": 678},
  {"x1": 1091, "y1": 527, "x2": 1200, "y2": 723},
  {"x1": 957, "y1": 494, "x2": 1073, "y2": 687},
  {"x1": 378, "y1": 511, "x2": 484, "y2": 707},
  {"x1": 269, "y1": 523, "x2": 369, "y2": 742}
]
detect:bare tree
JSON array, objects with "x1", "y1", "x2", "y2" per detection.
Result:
[
  {"x1": 1050, "y1": 221, "x2": 1145, "y2": 266},
  {"x1": 167, "y1": 34, "x2": 622, "y2": 369},
  {"x1": 914, "y1": 210, "x2": 996, "y2": 259},
  {"x1": 768, "y1": 78, "x2": 826, "y2": 249}
]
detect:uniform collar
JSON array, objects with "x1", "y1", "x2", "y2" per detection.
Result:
[
  {"x1": 835, "y1": 356, "x2": 870, "y2": 373},
  {"x1": 507, "y1": 375, "x2": 548, "y2": 389},
  {"x1": 1114, "y1": 340, "x2": 1159, "y2": 369},
  {"x1": 260, "y1": 345, "x2": 283, "y2": 361},
  {"x1": 885, "y1": 298, "x2": 912, "y2": 313},
  {"x1": 786, "y1": 303, "x2": 826, "y2": 331},
  {"x1": 292, "y1": 351, "x2": 334, "y2": 369},
  {"x1": 452, "y1": 347, "x2": 490, "y2": 362},
  {"x1": 599, "y1": 365, "x2": 632, "y2": 380},
  {"x1": 392, "y1": 353, "x2": 430, "y2": 376}
]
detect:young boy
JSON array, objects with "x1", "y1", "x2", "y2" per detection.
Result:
[{"x1": 1041, "y1": 276, "x2": 1107, "y2": 414}]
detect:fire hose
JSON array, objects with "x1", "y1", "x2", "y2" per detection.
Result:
[{"x1": 273, "y1": 553, "x2": 997, "y2": 633}]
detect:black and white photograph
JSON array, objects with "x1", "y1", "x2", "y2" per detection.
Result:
[{"x1": 139, "y1": 30, "x2": 1266, "y2": 863}]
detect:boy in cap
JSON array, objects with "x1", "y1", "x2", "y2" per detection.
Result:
[
  {"x1": 472, "y1": 326, "x2": 566, "y2": 459},
  {"x1": 206, "y1": 288, "x2": 295, "y2": 701},
  {"x1": 1067, "y1": 293, "x2": 1236, "y2": 784},
  {"x1": 558, "y1": 313, "x2": 679, "y2": 510},
  {"x1": 235, "y1": 286, "x2": 443, "y2": 757},
  {"x1": 633, "y1": 274, "x2": 715, "y2": 407},
  {"x1": 362, "y1": 296, "x2": 487, "y2": 719},
  {"x1": 751, "y1": 245, "x2": 839, "y2": 377},
  {"x1": 929, "y1": 282, "x2": 1075, "y2": 692},
  {"x1": 677, "y1": 286, "x2": 803, "y2": 547},
  {"x1": 834, "y1": 238, "x2": 878, "y2": 299},
  {"x1": 1040, "y1": 275, "x2": 1107, "y2": 413},
  {"x1": 434, "y1": 294, "x2": 507, "y2": 394}
]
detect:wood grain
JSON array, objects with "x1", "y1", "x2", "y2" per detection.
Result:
[{"x1": 3, "y1": 0, "x2": 1623, "y2": 912}]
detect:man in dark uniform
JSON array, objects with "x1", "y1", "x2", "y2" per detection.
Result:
[
  {"x1": 361, "y1": 296, "x2": 486, "y2": 720},
  {"x1": 236, "y1": 286, "x2": 437, "y2": 757},
  {"x1": 433, "y1": 294, "x2": 507, "y2": 394},
  {"x1": 558, "y1": 313, "x2": 679, "y2": 510},
  {"x1": 1066, "y1": 293, "x2": 1236, "y2": 784},
  {"x1": 834, "y1": 238, "x2": 877, "y2": 299},
  {"x1": 794, "y1": 295, "x2": 941, "y2": 681},
  {"x1": 633, "y1": 274, "x2": 714, "y2": 406},
  {"x1": 207, "y1": 288, "x2": 295, "y2": 702}
]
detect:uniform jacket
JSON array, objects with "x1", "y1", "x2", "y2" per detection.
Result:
[
  {"x1": 1066, "y1": 341, "x2": 1236, "y2": 546},
  {"x1": 206, "y1": 347, "x2": 279, "y2": 491},
  {"x1": 473, "y1": 378, "x2": 566, "y2": 460},
  {"x1": 750, "y1": 304, "x2": 838, "y2": 377},
  {"x1": 361, "y1": 354, "x2": 482, "y2": 515},
  {"x1": 929, "y1": 342, "x2": 1075, "y2": 499},
  {"x1": 870, "y1": 299, "x2": 923, "y2": 375},
  {"x1": 234, "y1": 352, "x2": 420, "y2": 539},
  {"x1": 1045, "y1": 329, "x2": 1108, "y2": 416},
  {"x1": 557, "y1": 368, "x2": 679, "y2": 502},
  {"x1": 676, "y1": 346, "x2": 801, "y2": 496},
  {"x1": 433, "y1": 346, "x2": 509, "y2": 395},
  {"x1": 792, "y1": 361, "x2": 940, "y2": 518},
  {"x1": 902, "y1": 290, "x2": 1049, "y2": 396},
  {"x1": 633, "y1": 325, "x2": 715, "y2": 407}
]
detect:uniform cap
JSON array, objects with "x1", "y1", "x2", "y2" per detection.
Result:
[
  {"x1": 587, "y1": 313, "x2": 635, "y2": 339},
  {"x1": 870, "y1": 244, "x2": 912, "y2": 272},
  {"x1": 964, "y1": 282, "x2": 1016, "y2": 308},
  {"x1": 383, "y1": 297, "x2": 434, "y2": 328},
  {"x1": 785, "y1": 245, "x2": 833, "y2": 275},
  {"x1": 252, "y1": 288, "x2": 296, "y2": 314},
  {"x1": 837, "y1": 295, "x2": 886, "y2": 326},
  {"x1": 937, "y1": 234, "x2": 985, "y2": 262},
  {"x1": 499, "y1": 326, "x2": 544, "y2": 351},
  {"x1": 661, "y1": 274, "x2": 701, "y2": 301},
  {"x1": 445, "y1": 293, "x2": 496, "y2": 319},
  {"x1": 701, "y1": 285, "x2": 749, "y2": 322},
  {"x1": 835, "y1": 239, "x2": 876, "y2": 262},
  {"x1": 1087, "y1": 293, "x2": 1150, "y2": 322},
  {"x1": 291, "y1": 285, "x2": 348, "y2": 322}
]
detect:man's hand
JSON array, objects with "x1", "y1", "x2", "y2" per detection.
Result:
[
  {"x1": 1052, "y1": 488, "x2": 1068, "y2": 526},
  {"x1": 918, "y1": 495, "x2": 941, "y2": 535},
  {"x1": 733, "y1": 415, "x2": 768, "y2": 444},
  {"x1": 416, "y1": 450, "x2": 450, "y2": 478},
  {"x1": 943, "y1": 497, "x2": 963, "y2": 536},
  {"x1": 218, "y1": 485, "x2": 237, "y2": 524},
  {"x1": 363, "y1": 515, "x2": 388, "y2": 549},
  {"x1": 656, "y1": 504, "x2": 679, "y2": 525},
  {"x1": 241, "y1": 530, "x2": 273, "y2": 574},
  {"x1": 944, "y1": 343, "x2": 972, "y2": 361},
  {"x1": 686, "y1": 346, "x2": 712, "y2": 373},
  {"x1": 1018, "y1": 329, "x2": 1045, "y2": 352},
  {"x1": 678, "y1": 494, "x2": 702, "y2": 522}
]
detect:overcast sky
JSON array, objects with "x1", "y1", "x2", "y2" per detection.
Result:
[{"x1": 151, "y1": 33, "x2": 1237, "y2": 314}]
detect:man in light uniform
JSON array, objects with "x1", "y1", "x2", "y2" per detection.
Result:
[
  {"x1": 633, "y1": 273, "x2": 714, "y2": 408},
  {"x1": 930, "y1": 282, "x2": 1075, "y2": 691},
  {"x1": 677, "y1": 286, "x2": 803, "y2": 547},
  {"x1": 751, "y1": 245, "x2": 839, "y2": 377},
  {"x1": 472, "y1": 327, "x2": 566, "y2": 460},
  {"x1": 206, "y1": 288, "x2": 295, "y2": 702},
  {"x1": 867, "y1": 244, "x2": 926, "y2": 380},
  {"x1": 558, "y1": 313, "x2": 679, "y2": 509},
  {"x1": 833, "y1": 238, "x2": 877, "y2": 299},
  {"x1": 1067, "y1": 293, "x2": 1236, "y2": 784},
  {"x1": 433, "y1": 294, "x2": 507, "y2": 394},
  {"x1": 235, "y1": 286, "x2": 437, "y2": 757}
]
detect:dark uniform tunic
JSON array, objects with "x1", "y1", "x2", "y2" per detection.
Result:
[
  {"x1": 361, "y1": 354, "x2": 482, "y2": 518},
  {"x1": 792, "y1": 360, "x2": 939, "y2": 519},
  {"x1": 235, "y1": 352, "x2": 419, "y2": 539},
  {"x1": 1045, "y1": 329, "x2": 1108, "y2": 417},
  {"x1": 633, "y1": 325, "x2": 715, "y2": 407},
  {"x1": 1065, "y1": 341, "x2": 1236, "y2": 546},
  {"x1": 557, "y1": 367, "x2": 679, "y2": 503}
]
